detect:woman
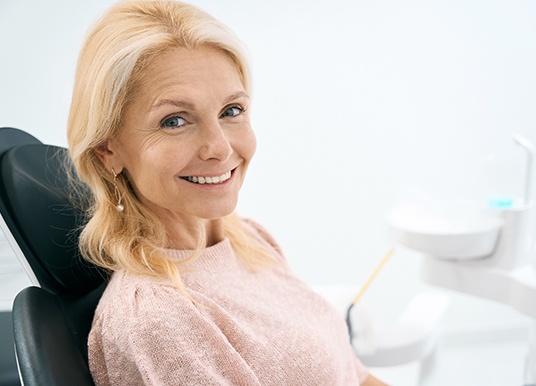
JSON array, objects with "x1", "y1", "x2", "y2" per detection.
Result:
[{"x1": 68, "y1": 1, "x2": 387, "y2": 384}]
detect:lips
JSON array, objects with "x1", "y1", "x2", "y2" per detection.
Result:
[{"x1": 181, "y1": 170, "x2": 232, "y2": 185}]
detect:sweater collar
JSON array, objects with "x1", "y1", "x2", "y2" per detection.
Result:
[{"x1": 165, "y1": 238, "x2": 239, "y2": 272}]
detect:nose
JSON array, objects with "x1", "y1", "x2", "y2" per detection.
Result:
[{"x1": 198, "y1": 124, "x2": 233, "y2": 162}]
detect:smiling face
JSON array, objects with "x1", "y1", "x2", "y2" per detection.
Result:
[{"x1": 95, "y1": 46, "x2": 256, "y2": 246}]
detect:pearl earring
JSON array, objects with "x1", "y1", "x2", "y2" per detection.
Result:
[{"x1": 111, "y1": 168, "x2": 124, "y2": 212}]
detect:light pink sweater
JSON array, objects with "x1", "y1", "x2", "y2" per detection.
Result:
[{"x1": 88, "y1": 221, "x2": 368, "y2": 385}]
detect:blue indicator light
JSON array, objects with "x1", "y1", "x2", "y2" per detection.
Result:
[{"x1": 488, "y1": 197, "x2": 514, "y2": 208}]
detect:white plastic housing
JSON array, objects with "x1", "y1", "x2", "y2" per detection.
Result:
[{"x1": 387, "y1": 202, "x2": 503, "y2": 259}]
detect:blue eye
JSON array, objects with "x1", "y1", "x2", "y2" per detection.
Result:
[
  {"x1": 161, "y1": 116, "x2": 186, "y2": 128},
  {"x1": 220, "y1": 106, "x2": 243, "y2": 118}
]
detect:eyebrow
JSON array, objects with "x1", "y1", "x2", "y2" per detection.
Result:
[
  {"x1": 149, "y1": 91, "x2": 249, "y2": 112},
  {"x1": 149, "y1": 99, "x2": 194, "y2": 112}
]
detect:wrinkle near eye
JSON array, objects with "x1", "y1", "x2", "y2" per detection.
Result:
[{"x1": 137, "y1": 130, "x2": 168, "y2": 150}]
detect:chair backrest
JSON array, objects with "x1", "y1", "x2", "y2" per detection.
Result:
[
  {"x1": 0, "y1": 128, "x2": 107, "y2": 386},
  {"x1": 0, "y1": 129, "x2": 104, "y2": 295}
]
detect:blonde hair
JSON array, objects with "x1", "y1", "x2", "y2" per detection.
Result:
[{"x1": 67, "y1": 0, "x2": 274, "y2": 292}]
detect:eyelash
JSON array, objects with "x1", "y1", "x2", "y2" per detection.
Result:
[
  {"x1": 220, "y1": 105, "x2": 244, "y2": 118},
  {"x1": 159, "y1": 105, "x2": 245, "y2": 129},
  {"x1": 160, "y1": 116, "x2": 187, "y2": 129}
]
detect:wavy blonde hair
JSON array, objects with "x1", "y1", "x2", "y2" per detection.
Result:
[{"x1": 67, "y1": 0, "x2": 275, "y2": 292}]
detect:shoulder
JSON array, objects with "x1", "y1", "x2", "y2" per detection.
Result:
[
  {"x1": 240, "y1": 217, "x2": 285, "y2": 257},
  {"x1": 92, "y1": 270, "x2": 195, "y2": 335},
  {"x1": 89, "y1": 270, "x2": 225, "y2": 361},
  {"x1": 88, "y1": 271, "x2": 256, "y2": 385}
]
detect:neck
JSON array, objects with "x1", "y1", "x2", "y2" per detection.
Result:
[{"x1": 165, "y1": 217, "x2": 225, "y2": 250}]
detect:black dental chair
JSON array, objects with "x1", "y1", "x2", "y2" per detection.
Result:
[
  {"x1": 0, "y1": 127, "x2": 107, "y2": 386},
  {"x1": 0, "y1": 128, "x2": 40, "y2": 386}
]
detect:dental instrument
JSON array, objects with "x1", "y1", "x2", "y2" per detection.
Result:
[{"x1": 346, "y1": 248, "x2": 394, "y2": 345}]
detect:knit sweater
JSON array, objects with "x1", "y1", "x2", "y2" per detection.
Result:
[{"x1": 88, "y1": 220, "x2": 368, "y2": 385}]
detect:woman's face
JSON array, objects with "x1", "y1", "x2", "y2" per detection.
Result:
[{"x1": 97, "y1": 46, "x2": 256, "y2": 237}]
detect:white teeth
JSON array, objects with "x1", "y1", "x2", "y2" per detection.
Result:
[{"x1": 185, "y1": 171, "x2": 231, "y2": 185}]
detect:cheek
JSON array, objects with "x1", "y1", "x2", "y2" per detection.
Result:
[
  {"x1": 142, "y1": 146, "x2": 189, "y2": 180},
  {"x1": 123, "y1": 145, "x2": 180, "y2": 189},
  {"x1": 239, "y1": 128, "x2": 257, "y2": 163}
]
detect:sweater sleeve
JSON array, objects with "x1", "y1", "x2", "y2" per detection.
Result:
[
  {"x1": 242, "y1": 218, "x2": 370, "y2": 384},
  {"x1": 89, "y1": 277, "x2": 261, "y2": 386}
]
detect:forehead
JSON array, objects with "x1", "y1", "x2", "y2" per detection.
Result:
[{"x1": 134, "y1": 46, "x2": 244, "y2": 99}]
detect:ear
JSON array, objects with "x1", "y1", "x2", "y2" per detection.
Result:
[{"x1": 93, "y1": 141, "x2": 124, "y2": 174}]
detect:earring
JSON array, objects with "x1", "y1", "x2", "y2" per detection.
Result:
[{"x1": 111, "y1": 168, "x2": 124, "y2": 212}]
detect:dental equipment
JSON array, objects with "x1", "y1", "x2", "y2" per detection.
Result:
[
  {"x1": 340, "y1": 247, "x2": 450, "y2": 386},
  {"x1": 387, "y1": 134, "x2": 536, "y2": 383},
  {"x1": 346, "y1": 248, "x2": 393, "y2": 342},
  {"x1": 514, "y1": 134, "x2": 533, "y2": 206}
]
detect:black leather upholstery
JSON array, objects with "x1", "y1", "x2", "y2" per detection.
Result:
[
  {"x1": 0, "y1": 128, "x2": 107, "y2": 386},
  {"x1": 0, "y1": 127, "x2": 41, "y2": 154},
  {"x1": 0, "y1": 311, "x2": 20, "y2": 386},
  {"x1": 0, "y1": 143, "x2": 104, "y2": 295},
  {"x1": 0, "y1": 128, "x2": 40, "y2": 386},
  {"x1": 12, "y1": 286, "x2": 104, "y2": 386}
]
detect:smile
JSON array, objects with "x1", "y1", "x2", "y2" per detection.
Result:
[{"x1": 182, "y1": 171, "x2": 232, "y2": 185}]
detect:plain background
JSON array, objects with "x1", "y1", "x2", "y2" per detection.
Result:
[{"x1": 1, "y1": 0, "x2": 535, "y2": 348}]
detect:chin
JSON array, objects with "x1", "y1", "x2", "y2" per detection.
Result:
[{"x1": 196, "y1": 204, "x2": 237, "y2": 220}]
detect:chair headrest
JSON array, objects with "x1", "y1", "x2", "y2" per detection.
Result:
[
  {"x1": 0, "y1": 127, "x2": 41, "y2": 153},
  {"x1": 0, "y1": 143, "x2": 106, "y2": 295}
]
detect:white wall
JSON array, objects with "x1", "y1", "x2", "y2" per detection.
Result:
[{"x1": 1, "y1": 0, "x2": 535, "y2": 332}]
